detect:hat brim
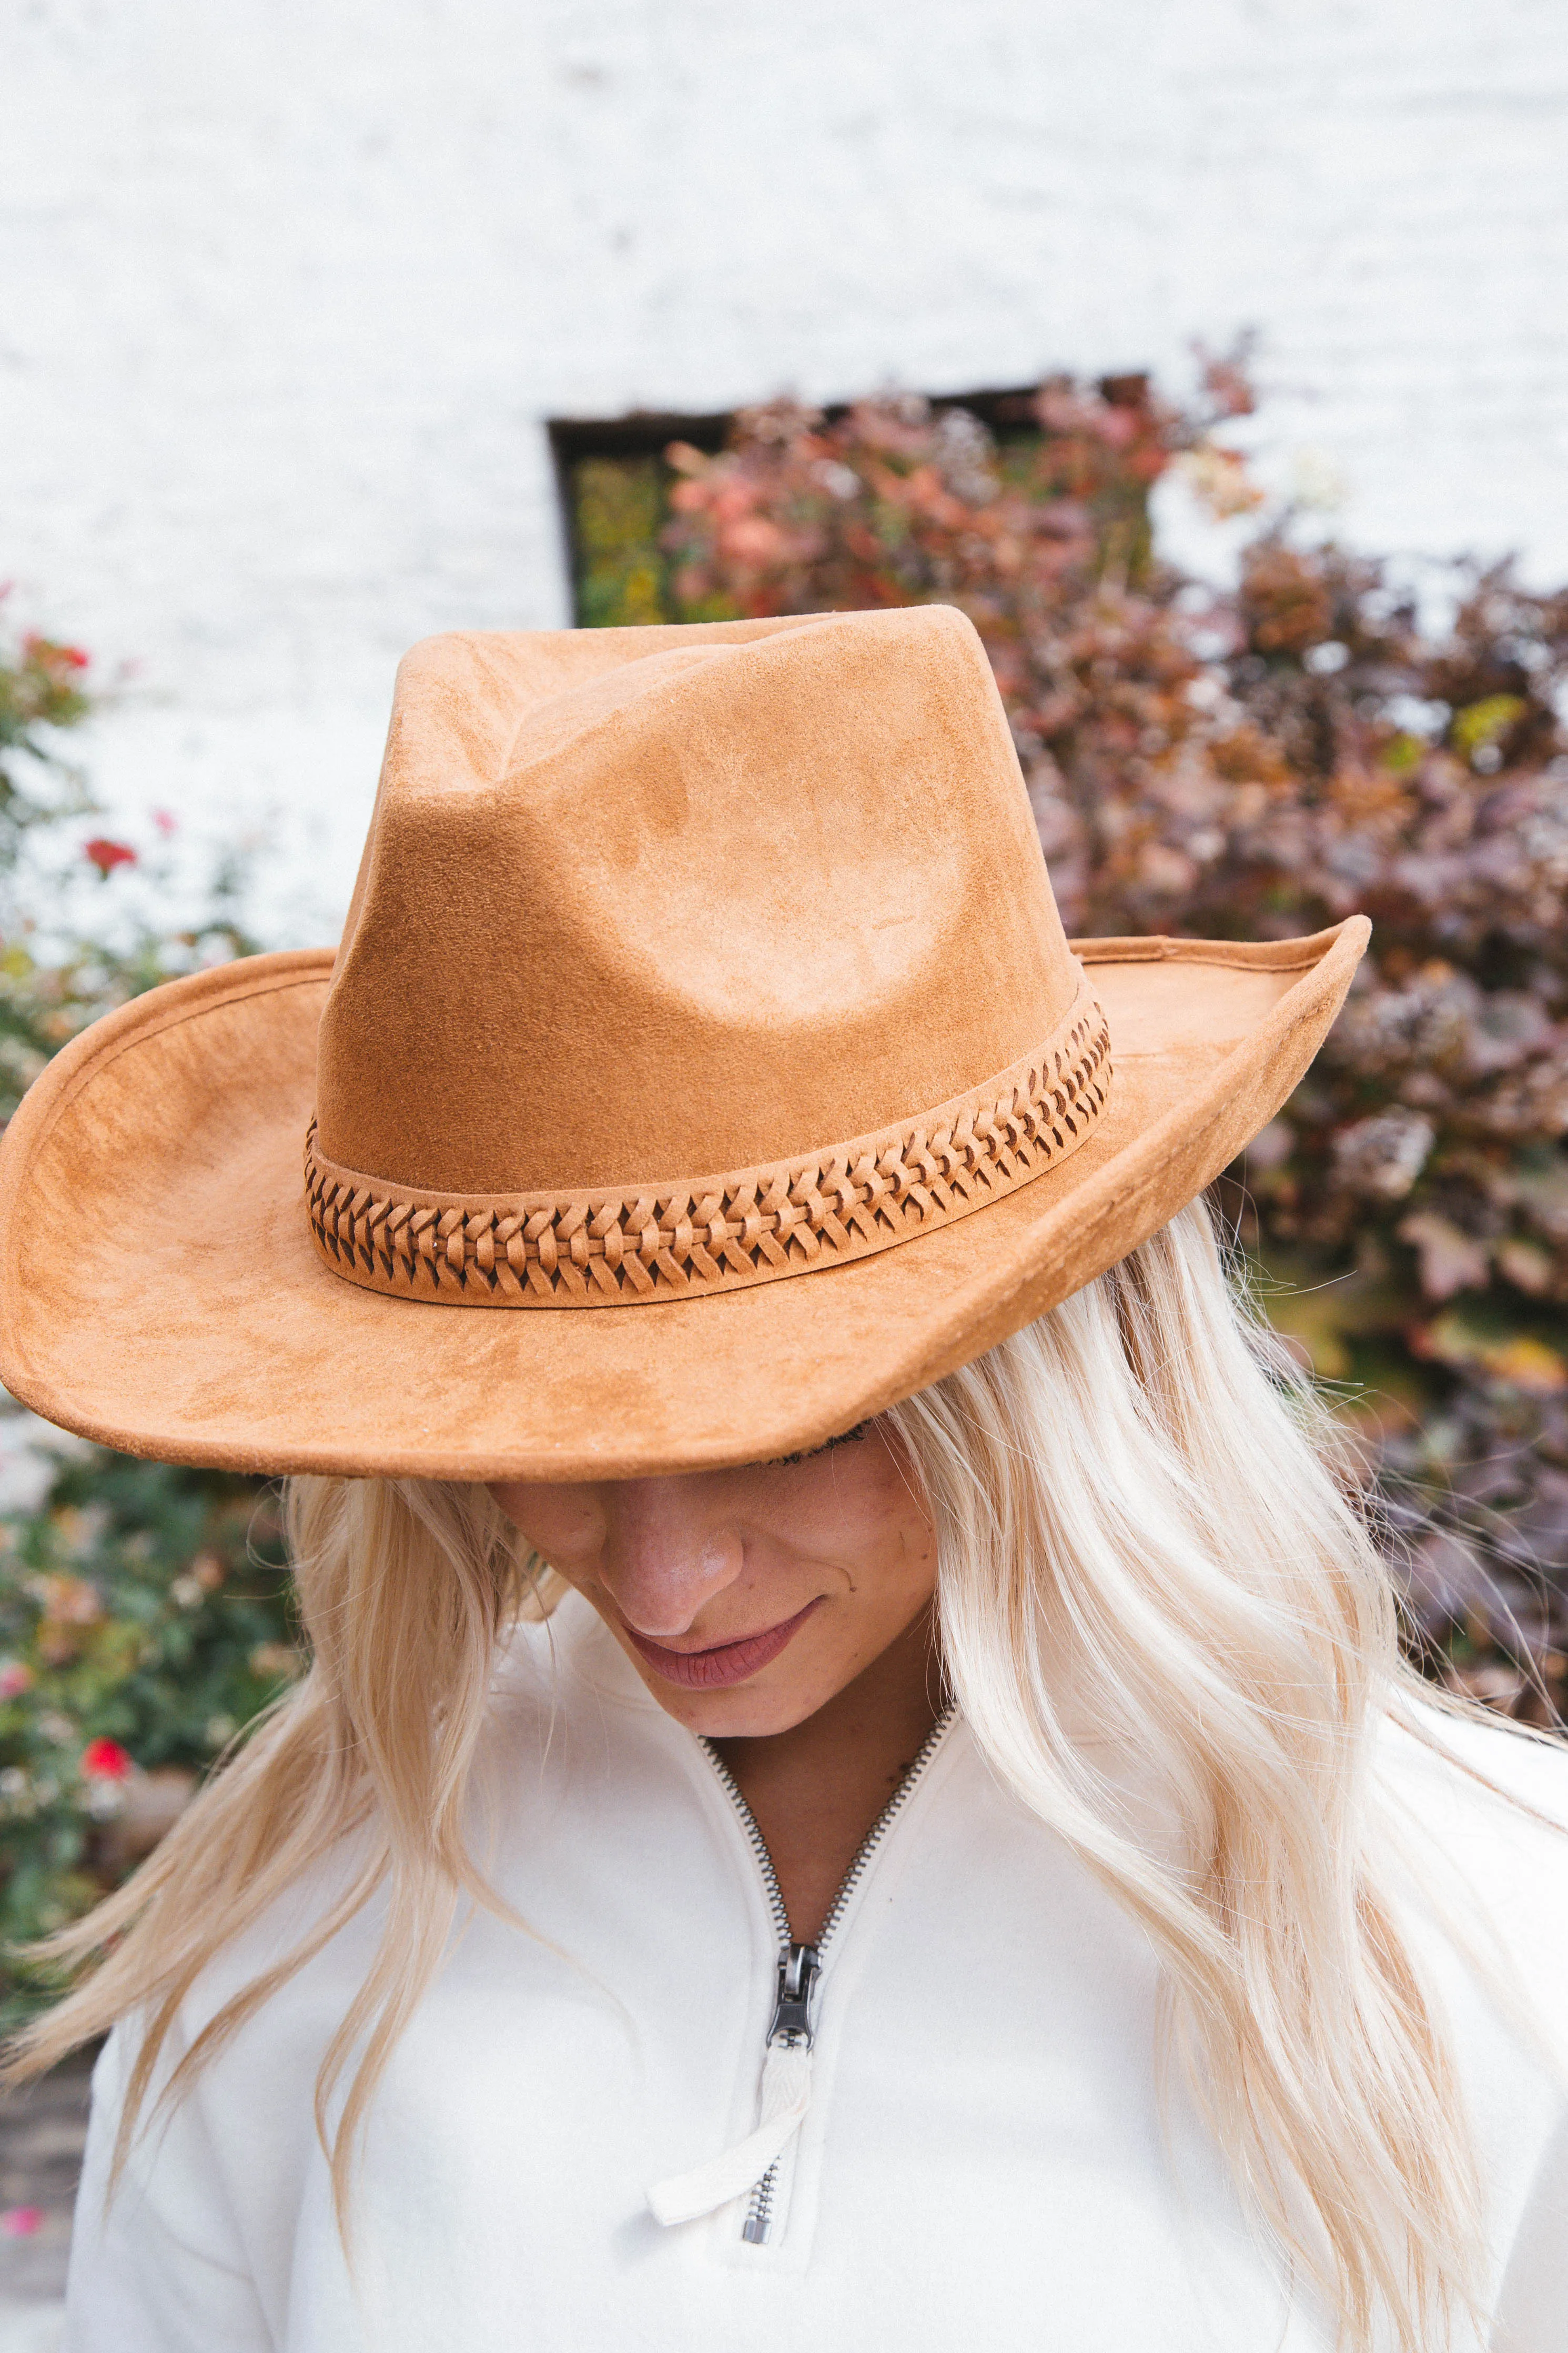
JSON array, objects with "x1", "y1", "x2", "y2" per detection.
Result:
[{"x1": 0, "y1": 920, "x2": 1367, "y2": 1482}]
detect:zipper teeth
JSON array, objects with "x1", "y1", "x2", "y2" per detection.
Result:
[
  {"x1": 743, "y1": 2167, "x2": 776, "y2": 2244},
  {"x1": 813, "y1": 1700, "x2": 955, "y2": 1956},
  {"x1": 699, "y1": 1698, "x2": 955, "y2": 1964},
  {"x1": 700, "y1": 1745, "x2": 794, "y2": 1949}
]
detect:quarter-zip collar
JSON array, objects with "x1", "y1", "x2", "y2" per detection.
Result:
[
  {"x1": 535, "y1": 1588, "x2": 960, "y2": 2249},
  {"x1": 649, "y1": 1703, "x2": 957, "y2": 2242}
]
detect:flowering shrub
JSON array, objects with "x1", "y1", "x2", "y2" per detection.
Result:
[
  {"x1": 0, "y1": 618, "x2": 93, "y2": 854},
  {"x1": 0, "y1": 615, "x2": 296, "y2": 2025},
  {"x1": 0, "y1": 1451, "x2": 297, "y2": 2030},
  {"x1": 664, "y1": 379, "x2": 1568, "y2": 1721},
  {"x1": 0, "y1": 619, "x2": 255, "y2": 1128}
]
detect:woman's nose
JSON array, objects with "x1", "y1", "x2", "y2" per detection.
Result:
[{"x1": 599, "y1": 1477, "x2": 743, "y2": 1638}]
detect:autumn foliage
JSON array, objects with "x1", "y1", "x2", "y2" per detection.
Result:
[{"x1": 664, "y1": 378, "x2": 1568, "y2": 1717}]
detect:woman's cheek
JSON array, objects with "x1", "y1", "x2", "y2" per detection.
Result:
[{"x1": 492, "y1": 1483, "x2": 604, "y2": 1575}]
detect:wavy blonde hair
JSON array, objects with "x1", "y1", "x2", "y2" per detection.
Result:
[{"x1": 3, "y1": 1200, "x2": 1531, "y2": 2347}]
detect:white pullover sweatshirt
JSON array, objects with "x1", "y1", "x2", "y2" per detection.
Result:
[{"x1": 65, "y1": 1592, "x2": 1568, "y2": 2352}]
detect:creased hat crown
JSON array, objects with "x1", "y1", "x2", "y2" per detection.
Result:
[{"x1": 316, "y1": 605, "x2": 1080, "y2": 1196}]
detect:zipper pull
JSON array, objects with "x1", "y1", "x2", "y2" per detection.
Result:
[
  {"x1": 766, "y1": 1942, "x2": 820, "y2": 2047},
  {"x1": 646, "y1": 1939, "x2": 820, "y2": 2229}
]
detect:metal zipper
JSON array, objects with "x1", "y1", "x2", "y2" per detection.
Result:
[{"x1": 699, "y1": 1700, "x2": 956, "y2": 2244}]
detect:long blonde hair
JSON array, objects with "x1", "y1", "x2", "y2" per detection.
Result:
[{"x1": 3, "y1": 1200, "x2": 1531, "y2": 2346}]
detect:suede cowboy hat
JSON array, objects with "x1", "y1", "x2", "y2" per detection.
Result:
[{"x1": 0, "y1": 606, "x2": 1367, "y2": 1482}]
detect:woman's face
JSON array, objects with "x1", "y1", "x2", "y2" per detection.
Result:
[{"x1": 489, "y1": 1424, "x2": 937, "y2": 1736}]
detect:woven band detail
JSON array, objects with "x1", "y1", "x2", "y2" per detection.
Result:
[{"x1": 305, "y1": 987, "x2": 1111, "y2": 1310}]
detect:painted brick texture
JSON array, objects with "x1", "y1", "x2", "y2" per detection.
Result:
[{"x1": 3, "y1": 0, "x2": 1565, "y2": 923}]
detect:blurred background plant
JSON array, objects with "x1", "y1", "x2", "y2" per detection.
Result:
[
  {"x1": 0, "y1": 1460, "x2": 294, "y2": 2036},
  {"x1": 0, "y1": 617, "x2": 93, "y2": 851},
  {"x1": 653, "y1": 366, "x2": 1568, "y2": 1725},
  {"x1": 0, "y1": 604, "x2": 257, "y2": 1131},
  {"x1": 0, "y1": 612, "x2": 298, "y2": 2028}
]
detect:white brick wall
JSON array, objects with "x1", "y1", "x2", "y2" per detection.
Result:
[{"x1": 3, "y1": 0, "x2": 1566, "y2": 933}]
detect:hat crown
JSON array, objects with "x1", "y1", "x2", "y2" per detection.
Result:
[{"x1": 316, "y1": 606, "x2": 1079, "y2": 1194}]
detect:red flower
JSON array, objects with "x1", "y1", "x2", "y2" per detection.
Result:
[
  {"x1": 80, "y1": 1736, "x2": 133, "y2": 1781},
  {"x1": 84, "y1": 837, "x2": 137, "y2": 876},
  {"x1": 1, "y1": 2208, "x2": 44, "y2": 2239},
  {"x1": 22, "y1": 632, "x2": 89, "y2": 671}
]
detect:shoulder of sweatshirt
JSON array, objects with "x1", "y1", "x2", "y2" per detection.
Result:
[
  {"x1": 1374, "y1": 1693, "x2": 1568, "y2": 2058},
  {"x1": 126, "y1": 1594, "x2": 640, "y2": 2077}
]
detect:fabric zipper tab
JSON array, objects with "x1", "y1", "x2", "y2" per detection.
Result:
[{"x1": 646, "y1": 2044, "x2": 812, "y2": 2228}]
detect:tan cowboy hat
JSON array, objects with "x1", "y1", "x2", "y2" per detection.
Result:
[{"x1": 0, "y1": 606, "x2": 1366, "y2": 1482}]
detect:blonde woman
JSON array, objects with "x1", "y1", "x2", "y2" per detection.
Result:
[{"x1": 0, "y1": 607, "x2": 1563, "y2": 2353}]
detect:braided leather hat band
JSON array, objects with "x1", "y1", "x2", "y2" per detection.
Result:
[{"x1": 305, "y1": 983, "x2": 1111, "y2": 1310}]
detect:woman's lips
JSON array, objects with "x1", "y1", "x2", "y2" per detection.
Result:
[{"x1": 624, "y1": 1597, "x2": 824, "y2": 1690}]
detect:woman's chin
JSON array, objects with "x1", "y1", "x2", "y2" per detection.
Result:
[{"x1": 628, "y1": 1652, "x2": 838, "y2": 1739}]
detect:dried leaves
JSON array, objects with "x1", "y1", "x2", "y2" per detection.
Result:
[{"x1": 667, "y1": 380, "x2": 1568, "y2": 1715}]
